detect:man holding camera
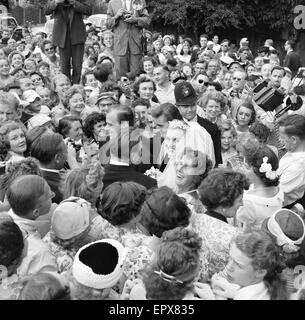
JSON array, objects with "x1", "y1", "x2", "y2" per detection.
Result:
[
  {"x1": 45, "y1": 0, "x2": 91, "y2": 84},
  {"x1": 106, "y1": 0, "x2": 151, "y2": 80}
]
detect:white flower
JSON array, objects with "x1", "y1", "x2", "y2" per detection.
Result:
[
  {"x1": 266, "y1": 171, "x2": 278, "y2": 180},
  {"x1": 259, "y1": 157, "x2": 272, "y2": 173},
  {"x1": 283, "y1": 243, "x2": 299, "y2": 254}
]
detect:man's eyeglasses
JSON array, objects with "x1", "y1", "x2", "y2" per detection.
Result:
[
  {"x1": 198, "y1": 79, "x2": 209, "y2": 86},
  {"x1": 232, "y1": 77, "x2": 242, "y2": 81},
  {"x1": 45, "y1": 47, "x2": 54, "y2": 52}
]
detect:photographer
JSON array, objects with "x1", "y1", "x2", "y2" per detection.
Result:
[
  {"x1": 45, "y1": 0, "x2": 92, "y2": 85},
  {"x1": 106, "y1": 0, "x2": 151, "y2": 80}
]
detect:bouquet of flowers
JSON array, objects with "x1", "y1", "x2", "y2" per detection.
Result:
[{"x1": 144, "y1": 166, "x2": 162, "y2": 180}]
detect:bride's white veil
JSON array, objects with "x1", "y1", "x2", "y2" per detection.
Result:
[{"x1": 158, "y1": 121, "x2": 215, "y2": 191}]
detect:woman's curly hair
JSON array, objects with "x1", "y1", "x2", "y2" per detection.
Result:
[
  {"x1": 98, "y1": 181, "x2": 147, "y2": 226},
  {"x1": 0, "y1": 121, "x2": 27, "y2": 161},
  {"x1": 0, "y1": 157, "x2": 41, "y2": 200},
  {"x1": 83, "y1": 112, "x2": 106, "y2": 140},
  {"x1": 62, "y1": 162, "x2": 105, "y2": 207},
  {"x1": 143, "y1": 227, "x2": 202, "y2": 300},
  {"x1": 198, "y1": 168, "x2": 250, "y2": 210},
  {"x1": 139, "y1": 186, "x2": 191, "y2": 238},
  {"x1": 65, "y1": 85, "x2": 86, "y2": 109},
  {"x1": 133, "y1": 76, "x2": 156, "y2": 98},
  {"x1": 234, "y1": 230, "x2": 288, "y2": 300}
]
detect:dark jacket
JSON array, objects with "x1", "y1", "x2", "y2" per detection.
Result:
[
  {"x1": 197, "y1": 116, "x2": 222, "y2": 166},
  {"x1": 106, "y1": 0, "x2": 150, "y2": 55},
  {"x1": 103, "y1": 164, "x2": 157, "y2": 190},
  {"x1": 284, "y1": 51, "x2": 301, "y2": 78},
  {"x1": 45, "y1": 0, "x2": 92, "y2": 48},
  {"x1": 40, "y1": 169, "x2": 64, "y2": 204}
]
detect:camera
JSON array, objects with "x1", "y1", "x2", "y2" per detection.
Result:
[
  {"x1": 67, "y1": 138, "x2": 82, "y2": 152},
  {"x1": 122, "y1": 10, "x2": 132, "y2": 19}
]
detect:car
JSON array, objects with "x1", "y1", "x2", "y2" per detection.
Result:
[
  {"x1": 43, "y1": 14, "x2": 107, "y2": 37},
  {"x1": 86, "y1": 14, "x2": 108, "y2": 31}
]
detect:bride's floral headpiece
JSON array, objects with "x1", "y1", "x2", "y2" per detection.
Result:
[
  {"x1": 168, "y1": 120, "x2": 189, "y2": 131},
  {"x1": 259, "y1": 157, "x2": 278, "y2": 180}
]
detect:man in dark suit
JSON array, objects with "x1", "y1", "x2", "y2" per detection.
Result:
[
  {"x1": 197, "y1": 116, "x2": 222, "y2": 166},
  {"x1": 106, "y1": 0, "x2": 150, "y2": 80},
  {"x1": 102, "y1": 123, "x2": 157, "y2": 190},
  {"x1": 30, "y1": 132, "x2": 69, "y2": 204},
  {"x1": 45, "y1": 0, "x2": 91, "y2": 84},
  {"x1": 284, "y1": 40, "x2": 301, "y2": 79},
  {"x1": 174, "y1": 81, "x2": 222, "y2": 166}
]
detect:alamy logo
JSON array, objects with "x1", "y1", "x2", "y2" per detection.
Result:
[
  {"x1": 294, "y1": 265, "x2": 305, "y2": 290},
  {"x1": 294, "y1": 5, "x2": 305, "y2": 29}
]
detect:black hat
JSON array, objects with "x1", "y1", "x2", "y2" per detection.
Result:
[
  {"x1": 228, "y1": 61, "x2": 245, "y2": 70},
  {"x1": 174, "y1": 81, "x2": 197, "y2": 106}
]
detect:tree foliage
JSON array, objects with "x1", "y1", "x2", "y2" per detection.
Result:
[{"x1": 147, "y1": 0, "x2": 301, "y2": 35}]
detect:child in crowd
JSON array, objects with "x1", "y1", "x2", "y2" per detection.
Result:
[{"x1": 220, "y1": 120, "x2": 238, "y2": 167}]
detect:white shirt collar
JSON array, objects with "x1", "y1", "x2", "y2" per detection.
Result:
[
  {"x1": 183, "y1": 115, "x2": 197, "y2": 123},
  {"x1": 8, "y1": 209, "x2": 38, "y2": 235},
  {"x1": 40, "y1": 167, "x2": 60, "y2": 174},
  {"x1": 234, "y1": 282, "x2": 269, "y2": 300}
]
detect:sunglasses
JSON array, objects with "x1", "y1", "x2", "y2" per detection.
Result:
[
  {"x1": 45, "y1": 47, "x2": 54, "y2": 52},
  {"x1": 232, "y1": 77, "x2": 242, "y2": 81},
  {"x1": 198, "y1": 79, "x2": 209, "y2": 85}
]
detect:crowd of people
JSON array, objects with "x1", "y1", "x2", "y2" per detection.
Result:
[{"x1": 0, "y1": 6, "x2": 305, "y2": 300}]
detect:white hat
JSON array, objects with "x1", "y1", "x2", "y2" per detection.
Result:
[
  {"x1": 27, "y1": 114, "x2": 52, "y2": 130},
  {"x1": 163, "y1": 35, "x2": 171, "y2": 41},
  {"x1": 220, "y1": 56, "x2": 235, "y2": 66},
  {"x1": 22, "y1": 90, "x2": 41, "y2": 103},
  {"x1": 72, "y1": 239, "x2": 127, "y2": 289},
  {"x1": 51, "y1": 197, "x2": 90, "y2": 240},
  {"x1": 240, "y1": 37, "x2": 249, "y2": 44}
]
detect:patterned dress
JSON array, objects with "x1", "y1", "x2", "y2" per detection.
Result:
[{"x1": 188, "y1": 213, "x2": 239, "y2": 282}]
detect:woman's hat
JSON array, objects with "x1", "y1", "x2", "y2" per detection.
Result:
[
  {"x1": 72, "y1": 239, "x2": 127, "y2": 289},
  {"x1": 51, "y1": 197, "x2": 90, "y2": 240},
  {"x1": 163, "y1": 35, "x2": 171, "y2": 42},
  {"x1": 228, "y1": 61, "x2": 245, "y2": 70},
  {"x1": 262, "y1": 209, "x2": 305, "y2": 253},
  {"x1": 22, "y1": 89, "x2": 41, "y2": 103},
  {"x1": 27, "y1": 114, "x2": 52, "y2": 130},
  {"x1": 219, "y1": 56, "x2": 235, "y2": 68}
]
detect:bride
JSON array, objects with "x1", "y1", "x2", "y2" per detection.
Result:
[{"x1": 158, "y1": 119, "x2": 215, "y2": 192}]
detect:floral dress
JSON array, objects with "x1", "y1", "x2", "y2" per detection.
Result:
[
  {"x1": 188, "y1": 213, "x2": 239, "y2": 282},
  {"x1": 0, "y1": 274, "x2": 22, "y2": 300},
  {"x1": 43, "y1": 232, "x2": 78, "y2": 273},
  {"x1": 119, "y1": 229, "x2": 154, "y2": 282}
]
